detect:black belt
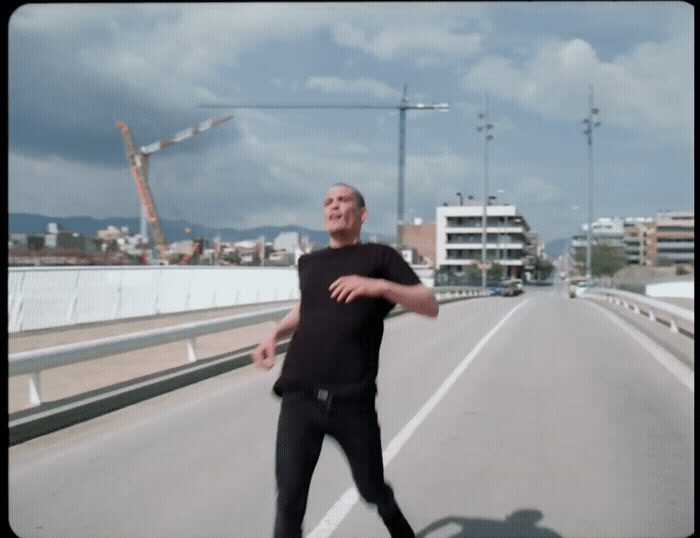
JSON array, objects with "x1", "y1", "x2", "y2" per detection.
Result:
[{"x1": 303, "y1": 387, "x2": 374, "y2": 410}]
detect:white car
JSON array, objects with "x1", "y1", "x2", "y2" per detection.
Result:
[{"x1": 574, "y1": 280, "x2": 589, "y2": 297}]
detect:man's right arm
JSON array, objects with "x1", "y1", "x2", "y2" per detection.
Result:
[{"x1": 252, "y1": 303, "x2": 300, "y2": 370}]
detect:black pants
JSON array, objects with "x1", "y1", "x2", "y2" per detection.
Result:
[{"x1": 274, "y1": 390, "x2": 414, "y2": 538}]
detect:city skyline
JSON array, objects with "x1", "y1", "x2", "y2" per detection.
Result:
[{"x1": 8, "y1": 2, "x2": 694, "y2": 245}]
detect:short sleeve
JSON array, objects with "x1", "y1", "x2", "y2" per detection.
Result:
[{"x1": 381, "y1": 245, "x2": 422, "y2": 286}]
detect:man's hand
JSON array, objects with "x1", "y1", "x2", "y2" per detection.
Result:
[
  {"x1": 252, "y1": 336, "x2": 277, "y2": 370},
  {"x1": 329, "y1": 275, "x2": 386, "y2": 303},
  {"x1": 331, "y1": 275, "x2": 439, "y2": 317},
  {"x1": 251, "y1": 303, "x2": 301, "y2": 371}
]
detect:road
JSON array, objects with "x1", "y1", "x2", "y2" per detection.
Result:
[{"x1": 9, "y1": 286, "x2": 694, "y2": 537}]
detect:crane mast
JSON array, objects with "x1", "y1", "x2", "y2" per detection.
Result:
[
  {"x1": 116, "y1": 122, "x2": 170, "y2": 263},
  {"x1": 116, "y1": 115, "x2": 232, "y2": 265}
]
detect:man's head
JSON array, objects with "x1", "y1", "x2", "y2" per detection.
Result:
[{"x1": 323, "y1": 183, "x2": 368, "y2": 247}]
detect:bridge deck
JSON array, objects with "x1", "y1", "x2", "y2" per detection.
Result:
[{"x1": 9, "y1": 285, "x2": 694, "y2": 537}]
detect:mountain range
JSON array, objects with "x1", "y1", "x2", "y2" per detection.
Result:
[
  {"x1": 9, "y1": 212, "x2": 568, "y2": 258},
  {"x1": 8, "y1": 213, "x2": 386, "y2": 245}
]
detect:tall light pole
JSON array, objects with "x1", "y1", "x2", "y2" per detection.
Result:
[
  {"x1": 582, "y1": 85, "x2": 600, "y2": 280},
  {"x1": 200, "y1": 84, "x2": 449, "y2": 247},
  {"x1": 477, "y1": 92, "x2": 494, "y2": 289},
  {"x1": 496, "y1": 188, "x2": 505, "y2": 264}
]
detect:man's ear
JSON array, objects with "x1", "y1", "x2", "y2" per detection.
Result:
[{"x1": 360, "y1": 207, "x2": 368, "y2": 222}]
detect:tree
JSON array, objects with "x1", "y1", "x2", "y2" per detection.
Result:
[
  {"x1": 487, "y1": 262, "x2": 505, "y2": 280},
  {"x1": 534, "y1": 257, "x2": 554, "y2": 281},
  {"x1": 575, "y1": 244, "x2": 627, "y2": 277}
]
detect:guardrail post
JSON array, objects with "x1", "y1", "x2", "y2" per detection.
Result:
[
  {"x1": 648, "y1": 309, "x2": 655, "y2": 322},
  {"x1": 187, "y1": 338, "x2": 198, "y2": 362},
  {"x1": 669, "y1": 316, "x2": 679, "y2": 334},
  {"x1": 633, "y1": 303, "x2": 640, "y2": 314},
  {"x1": 28, "y1": 372, "x2": 41, "y2": 406}
]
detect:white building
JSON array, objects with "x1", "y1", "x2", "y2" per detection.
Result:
[
  {"x1": 273, "y1": 231, "x2": 313, "y2": 265},
  {"x1": 436, "y1": 203, "x2": 530, "y2": 279}
]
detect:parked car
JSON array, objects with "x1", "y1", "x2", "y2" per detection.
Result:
[
  {"x1": 500, "y1": 279, "x2": 523, "y2": 296},
  {"x1": 489, "y1": 285, "x2": 502, "y2": 296},
  {"x1": 569, "y1": 278, "x2": 593, "y2": 298},
  {"x1": 568, "y1": 277, "x2": 586, "y2": 298},
  {"x1": 501, "y1": 281, "x2": 516, "y2": 296}
]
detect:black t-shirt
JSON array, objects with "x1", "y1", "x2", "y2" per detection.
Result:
[{"x1": 273, "y1": 242, "x2": 422, "y2": 397}]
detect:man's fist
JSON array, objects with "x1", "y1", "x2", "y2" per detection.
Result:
[
  {"x1": 252, "y1": 337, "x2": 277, "y2": 370},
  {"x1": 329, "y1": 275, "x2": 386, "y2": 303}
]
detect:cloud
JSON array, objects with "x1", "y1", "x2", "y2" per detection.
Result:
[
  {"x1": 306, "y1": 76, "x2": 401, "y2": 100},
  {"x1": 516, "y1": 176, "x2": 564, "y2": 203},
  {"x1": 9, "y1": 152, "x2": 139, "y2": 218},
  {"x1": 462, "y1": 22, "x2": 694, "y2": 148},
  {"x1": 333, "y1": 22, "x2": 483, "y2": 64}
]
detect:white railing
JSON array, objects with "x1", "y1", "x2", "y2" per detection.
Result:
[
  {"x1": 9, "y1": 305, "x2": 292, "y2": 407},
  {"x1": 584, "y1": 287, "x2": 694, "y2": 336},
  {"x1": 8, "y1": 288, "x2": 489, "y2": 408}
]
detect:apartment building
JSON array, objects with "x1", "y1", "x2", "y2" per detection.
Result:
[
  {"x1": 436, "y1": 203, "x2": 530, "y2": 279},
  {"x1": 571, "y1": 212, "x2": 694, "y2": 269},
  {"x1": 649, "y1": 210, "x2": 694, "y2": 265},
  {"x1": 623, "y1": 218, "x2": 654, "y2": 265},
  {"x1": 399, "y1": 218, "x2": 437, "y2": 267},
  {"x1": 570, "y1": 217, "x2": 625, "y2": 267}
]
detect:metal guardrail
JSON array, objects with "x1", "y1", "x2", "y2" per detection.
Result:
[
  {"x1": 584, "y1": 287, "x2": 693, "y2": 337},
  {"x1": 9, "y1": 305, "x2": 293, "y2": 407},
  {"x1": 9, "y1": 289, "x2": 489, "y2": 408},
  {"x1": 433, "y1": 287, "x2": 489, "y2": 300}
]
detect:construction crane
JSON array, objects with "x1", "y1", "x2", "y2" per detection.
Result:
[
  {"x1": 200, "y1": 84, "x2": 449, "y2": 246},
  {"x1": 116, "y1": 115, "x2": 233, "y2": 264}
]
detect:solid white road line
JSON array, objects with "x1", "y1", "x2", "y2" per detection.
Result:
[
  {"x1": 587, "y1": 300, "x2": 694, "y2": 393},
  {"x1": 306, "y1": 299, "x2": 530, "y2": 538}
]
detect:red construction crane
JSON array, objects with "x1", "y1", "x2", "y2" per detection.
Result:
[{"x1": 116, "y1": 115, "x2": 233, "y2": 264}]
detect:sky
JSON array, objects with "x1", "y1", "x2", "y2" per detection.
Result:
[{"x1": 7, "y1": 2, "x2": 694, "y2": 245}]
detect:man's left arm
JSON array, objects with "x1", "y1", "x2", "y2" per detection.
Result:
[{"x1": 329, "y1": 275, "x2": 439, "y2": 317}]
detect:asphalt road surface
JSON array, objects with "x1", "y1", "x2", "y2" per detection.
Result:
[{"x1": 9, "y1": 287, "x2": 694, "y2": 537}]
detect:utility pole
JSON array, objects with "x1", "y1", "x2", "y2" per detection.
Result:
[
  {"x1": 582, "y1": 85, "x2": 600, "y2": 280},
  {"x1": 200, "y1": 84, "x2": 449, "y2": 247},
  {"x1": 477, "y1": 92, "x2": 494, "y2": 289}
]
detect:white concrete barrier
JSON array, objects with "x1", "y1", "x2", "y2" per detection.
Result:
[
  {"x1": 8, "y1": 266, "x2": 300, "y2": 333},
  {"x1": 645, "y1": 280, "x2": 694, "y2": 299}
]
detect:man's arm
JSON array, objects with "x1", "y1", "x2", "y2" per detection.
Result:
[
  {"x1": 329, "y1": 276, "x2": 439, "y2": 318},
  {"x1": 252, "y1": 303, "x2": 300, "y2": 369}
]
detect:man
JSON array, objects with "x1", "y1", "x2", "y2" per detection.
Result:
[{"x1": 253, "y1": 183, "x2": 438, "y2": 538}]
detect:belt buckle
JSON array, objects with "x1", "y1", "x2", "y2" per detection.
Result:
[{"x1": 316, "y1": 389, "x2": 332, "y2": 410}]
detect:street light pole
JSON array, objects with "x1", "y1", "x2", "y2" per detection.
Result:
[
  {"x1": 477, "y1": 92, "x2": 494, "y2": 289},
  {"x1": 397, "y1": 86, "x2": 407, "y2": 245},
  {"x1": 582, "y1": 85, "x2": 600, "y2": 280}
]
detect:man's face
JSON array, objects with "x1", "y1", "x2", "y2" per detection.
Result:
[{"x1": 323, "y1": 185, "x2": 367, "y2": 236}]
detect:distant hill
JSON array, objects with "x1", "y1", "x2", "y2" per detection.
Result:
[
  {"x1": 544, "y1": 238, "x2": 569, "y2": 259},
  {"x1": 8, "y1": 213, "x2": 387, "y2": 245}
]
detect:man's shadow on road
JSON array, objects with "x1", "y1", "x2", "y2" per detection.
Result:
[{"x1": 416, "y1": 509, "x2": 561, "y2": 538}]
